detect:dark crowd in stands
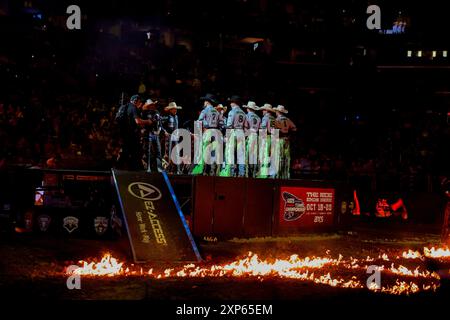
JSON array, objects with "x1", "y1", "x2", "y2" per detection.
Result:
[
  {"x1": 0, "y1": 90, "x2": 447, "y2": 187},
  {"x1": 0, "y1": 1, "x2": 448, "y2": 190}
]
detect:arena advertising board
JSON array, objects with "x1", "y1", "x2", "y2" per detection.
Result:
[
  {"x1": 279, "y1": 186, "x2": 335, "y2": 228},
  {"x1": 112, "y1": 169, "x2": 201, "y2": 263}
]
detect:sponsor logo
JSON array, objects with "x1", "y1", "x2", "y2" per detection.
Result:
[
  {"x1": 203, "y1": 236, "x2": 218, "y2": 243},
  {"x1": 63, "y1": 216, "x2": 79, "y2": 233},
  {"x1": 38, "y1": 214, "x2": 51, "y2": 232},
  {"x1": 128, "y1": 182, "x2": 162, "y2": 201},
  {"x1": 94, "y1": 216, "x2": 108, "y2": 235},
  {"x1": 282, "y1": 192, "x2": 306, "y2": 221},
  {"x1": 143, "y1": 201, "x2": 167, "y2": 245},
  {"x1": 24, "y1": 211, "x2": 33, "y2": 230},
  {"x1": 127, "y1": 182, "x2": 167, "y2": 246}
]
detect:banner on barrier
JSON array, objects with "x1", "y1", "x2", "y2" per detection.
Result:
[{"x1": 279, "y1": 186, "x2": 335, "y2": 228}]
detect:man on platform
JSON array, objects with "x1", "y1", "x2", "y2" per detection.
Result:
[
  {"x1": 192, "y1": 94, "x2": 220, "y2": 176},
  {"x1": 221, "y1": 95, "x2": 246, "y2": 177},
  {"x1": 257, "y1": 103, "x2": 276, "y2": 178},
  {"x1": 244, "y1": 101, "x2": 261, "y2": 178},
  {"x1": 215, "y1": 103, "x2": 227, "y2": 134},
  {"x1": 274, "y1": 105, "x2": 297, "y2": 179},
  {"x1": 163, "y1": 102, "x2": 182, "y2": 174},
  {"x1": 141, "y1": 98, "x2": 163, "y2": 173},
  {"x1": 117, "y1": 95, "x2": 153, "y2": 171}
]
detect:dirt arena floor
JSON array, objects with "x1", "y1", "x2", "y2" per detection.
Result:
[{"x1": 1, "y1": 220, "x2": 449, "y2": 310}]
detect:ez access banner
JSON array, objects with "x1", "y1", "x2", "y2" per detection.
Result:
[
  {"x1": 112, "y1": 169, "x2": 201, "y2": 263},
  {"x1": 279, "y1": 186, "x2": 335, "y2": 228}
]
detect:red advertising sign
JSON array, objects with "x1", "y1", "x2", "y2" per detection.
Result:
[{"x1": 279, "y1": 187, "x2": 335, "y2": 228}]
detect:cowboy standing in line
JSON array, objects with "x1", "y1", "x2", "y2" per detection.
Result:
[
  {"x1": 257, "y1": 103, "x2": 276, "y2": 178},
  {"x1": 274, "y1": 105, "x2": 297, "y2": 179},
  {"x1": 141, "y1": 98, "x2": 164, "y2": 173},
  {"x1": 221, "y1": 95, "x2": 246, "y2": 177},
  {"x1": 215, "y1": 104, "x2": 227, "y2": 134},
  {"x1": 162, "y1": 102, "x2": 182, "y2": 174},
  {"x1": 215, "y1": 103, "x2": 228, "y2": 172},
  {"x1": 192, "y1": 94, "x2": 220, "y2": 175},
  {"x1": 244, "y1": 101, "x2": 261, "y2": 178}
]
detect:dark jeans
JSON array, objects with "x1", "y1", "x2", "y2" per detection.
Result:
[
  {"x1": 143, "y1": 133, "x2": 163, "y2": 173},
  {"x1": 168, "y1": 138, "x2": 182, "y2": 174},
  {"x1": 117, "y1": 134, "x2": 142, "y2": 171}
]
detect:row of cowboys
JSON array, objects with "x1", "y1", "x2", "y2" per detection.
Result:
[{"x1": 118, "y1": 93, "x2": 297, "y2": 179}]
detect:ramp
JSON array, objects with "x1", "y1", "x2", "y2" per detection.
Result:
[{"x1": 112, "y1": 169, "x2": 201, "y2": 262}]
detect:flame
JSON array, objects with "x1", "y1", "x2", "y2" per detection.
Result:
[
  {"x1": 424, "y1": 246, "x2": 450, "y2": 258},
  {"x1": 381, "y1": 281, "x2": 420, "y2": 295},
  {"x1": 380, "y1": 253, "x2": 390, "y2": 261},
  {"x1": 69, "y1": 253, "x2": 123, "y2": 277},
  {"x1": 388, "y1": 264, "x2": 439, "y2": 279},
  {"x1": 402, "y1": 250, "x2": 422, "y2": 259},
  {"x1": 68, "y1": 246, "x2": 450, "y2": 296}
]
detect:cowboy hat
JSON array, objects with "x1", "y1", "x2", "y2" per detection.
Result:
[
  {"x1": 142, "y1": 98, "x2": 158, "y2": 108},
  {"x1": 216, "y1": 104, "x2": 227, "y2": 112},
  {"x1": 165, "y1": 102, "x2": 182, "y2": 111},
  {"x1": 245, "y1": 101, "x2": 259, "y2": 111},
  {"x1": 274, "y1": 105, "x2": 288, "y2": 114},
  {"x1": 130, "y1": 94, "x2": 141, "y2": 102},
  {"x1": 259, "y1": 103, "x2": 275, "y2": 112},
  {"x1": 227, "y1": 95, "x2": 242, "y2": 105},
  {"x1": 200, "y1": 93, "x2": 217, "y2": 104}
]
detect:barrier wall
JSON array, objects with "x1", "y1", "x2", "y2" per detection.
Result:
[
  {"x1": 12, "y1": 168, "x2": 115, "y2": 237},
  {"x1": 192, "y1": 176, "x2": 350, "y2": 239},
  {"x1": 2, "y1": 168, "x2": 353, "y2": 239}
]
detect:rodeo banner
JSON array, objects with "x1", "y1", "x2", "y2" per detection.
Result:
[{"x1": 279, "y1": 187, "x2": 335, "y2": 228}]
